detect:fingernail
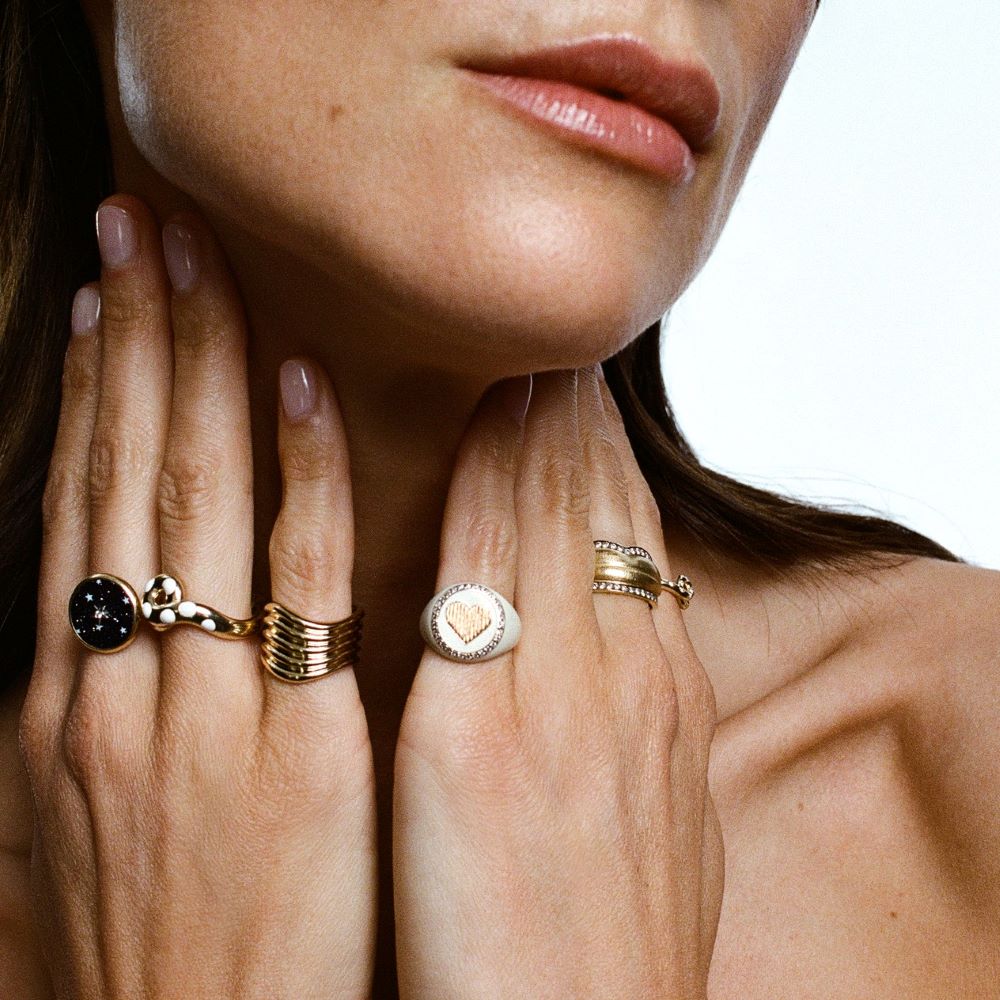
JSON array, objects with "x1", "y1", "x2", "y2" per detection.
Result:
[
  {"x1": 280, "y1": 359, "x2": 317, "y2": 422},
  {"x1": 95, "y1": 204, "x2": 138, "y2": 269},
  {"x1": 163, "y1": 222, "x2": 201, "y2": 293},
  {"x1": 70, "y1": 285, "x2": 101, "y2": 337},
  {"x1": 498, "y1": 373, "x2": 532, "y2": 425}
]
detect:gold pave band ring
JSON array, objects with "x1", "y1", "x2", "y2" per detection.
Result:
[
  {"x1": 259, "y1": 601, "x2": 365, "y2": 683},
  {"x1": 592, "y1": 540, "x2": 694, "y2": 610}
]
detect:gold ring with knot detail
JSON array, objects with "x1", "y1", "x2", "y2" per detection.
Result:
[
  {"x1": 592, "y1": 540, "x2": 694, "y2": 610},
  {"x1": 141, "y1": 573, "x2": 261, "y2": 637}
]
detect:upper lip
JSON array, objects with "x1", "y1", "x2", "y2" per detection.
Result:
[{"x1": 459, "y1": 34, "x2": 722, "y2": 152}]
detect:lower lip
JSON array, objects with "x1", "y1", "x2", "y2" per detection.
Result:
[{"x1": 460, "y1": 70, "x2": 696, "y2": 183}]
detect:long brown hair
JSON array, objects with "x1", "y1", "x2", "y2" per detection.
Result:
[{"x1": 0, "y1": 0, "x2": 961, "y2": 700}]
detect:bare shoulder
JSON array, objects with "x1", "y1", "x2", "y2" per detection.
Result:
[
  {"x1": 861, "y1": 556, "x2": 1000, "y2": 889},
  {"x1": 851, "y1": 554, "x2": 1000, "y2": 661},
  {"x1": 708, "y1": 556, "x2": 1000, "y2": 999},
  {"x1": 0, "y1": 677, "x2": 52, "y2": 998}
]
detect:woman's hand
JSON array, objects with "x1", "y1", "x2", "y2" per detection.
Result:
[
  {"x1": 394, "y1": 366, "x2": 724, "y2": 998},
  {"x1": 17, "y1": 195, "x2": 377, "y2": 999}
]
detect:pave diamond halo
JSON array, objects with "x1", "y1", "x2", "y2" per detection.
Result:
[{"x1": 419, "y1": 582, "x2": 521, "y2": 663}]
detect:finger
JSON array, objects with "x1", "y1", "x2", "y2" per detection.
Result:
[
  {"x1": 408, "y1": 375, "x2": 530, "y2": 709},
  {"x1": 260, "y1": 359, "x2": 367, "y2": 747},
  {"x1": 155, "y1": 209, "x2": 258, "y2": 714},
  {"x1": 30, "y1": 286, "x2": 103, "y2": 722},
  {"x1": 598, "y1": 376, "x2": 713, "y2": 717},
  {"x1": 578, "y1": 364, "x2": 656, "y2": 643},
  {"x1": 597, "y1": 376, "x2": 679, "y2": 616},
  {"x1": 85, "y1": 196, "x2": 173, "y2": 698},
  {"x1": 88, "y1": 197, "x2": 172, "y2": 587},
  {"x1": 513, "y1": 369, "x2": 599, "y2": 675}
]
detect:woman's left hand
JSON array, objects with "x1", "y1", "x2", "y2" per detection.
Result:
[{"x1": 394, "y1": 365, "x2": 724, "y2": 998}]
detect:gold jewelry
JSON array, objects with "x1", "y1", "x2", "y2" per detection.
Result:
[
  {"x1": 592, "y1": 540, "x2": 694, "y2": 610},
  {"x1": 259, "y1": 601, "x2": 364, "y2": 683},
  {"x1": 141, "y1": 573, "x2": 260, "y2": 637},
  {"x1": 661, "y1": 575, "x2": 695, "y2": 610}
]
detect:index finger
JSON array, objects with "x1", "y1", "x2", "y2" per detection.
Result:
[{"x1": 30, "y1": 287, "x2": 103, "y2": 720}]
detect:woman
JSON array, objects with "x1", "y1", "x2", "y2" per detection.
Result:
[{"x1": 1, "y1": 0, "x2": 997, "y2": 996}]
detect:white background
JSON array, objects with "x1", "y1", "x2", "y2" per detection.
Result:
[{"x1": 666, "y1": 0, "x2": 999, "y2": 569}]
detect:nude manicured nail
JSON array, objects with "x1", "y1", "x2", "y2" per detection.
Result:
[
  {"x1": 95, "y1": 204, "x2": 138, "y2": 269},
  {"x1": 163, "y1": 222, "x2": 201, "y2": 293},
  {"x1": 71, "y1": 285, "x2": 100, "y2": 336},
  {"x1": 280, "y1": 359, "x2": 317, "y2": 421}
]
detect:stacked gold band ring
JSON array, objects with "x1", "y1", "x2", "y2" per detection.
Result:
[
  {"x1": 592, "y1": 540, "x2": 694, "y2": 610},
  {"x1": 259, "y1": 601, "x2": 365, "y2": 683}
]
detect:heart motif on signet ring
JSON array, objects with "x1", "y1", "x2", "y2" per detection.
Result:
[{"x1": 445, "y1": 601, "x2": 492, "y2": 644}]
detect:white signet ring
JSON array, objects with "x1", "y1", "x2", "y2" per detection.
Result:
[{"x1": 419, "y1": 582, "x2": 521, "y2": 663}]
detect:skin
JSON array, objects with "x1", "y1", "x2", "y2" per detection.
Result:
[{"x1": 1, "y1": 0, "x2": 999, "y2": 997}]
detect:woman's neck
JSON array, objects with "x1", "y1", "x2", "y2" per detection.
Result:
[{"x1": 207, "y1": 213, "x2": 502, "y2": 756}]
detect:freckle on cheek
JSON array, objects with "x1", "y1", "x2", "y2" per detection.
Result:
[{"x1": 330, "y1": 103, "x2": 346, "y2": 122}]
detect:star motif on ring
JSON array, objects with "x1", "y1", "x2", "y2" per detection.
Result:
[{"x1": 69, "y1": 575, "x2": 139, "y2": 653}]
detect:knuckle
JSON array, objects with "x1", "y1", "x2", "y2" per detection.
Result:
[
  {"x1": 256, "y1": 705, "x2": 372, "y2": 798},
  {"x1": 657, "y1": 677, "x2": 682, "y2": 741},
  {"x1": 606, "y1": 471, "x2": 633, "y2": 519},
  {"x1": 89, "y1": 431, "x2": 158, "y2": 505},
  {"x1": 581, "y1": 420, "x2": 616, "y2": 470},
  {"x1": 97, "y1": 285, "x2": 156, "y2": 339},
  {"x1": 687, "y1": 668, "x2": 719, "y2": 739},
  {"x1": 280, "y1": 441, "x2": 335, "y2": 485},
  {"x1": 402, "y1": 699, "x2": 527, "y2": 800},
  {"x1": 631, "y1": 480, "x2": 663, "y2": 529},
  {"x1": 17, "y1": 696, "x2": 60, "y2": 779},
  {"x1": 526, "y1": 448, "x2": 590, "y2": 527},
  {"x1": 461, "y1": 503, "x2": 517, "y2": 569},
  {"x1": 60, "y1": 695, "x2": 134, "y2": 786},
  {"x1": 474, "y1": 429, "x2": 518, "y2": 480},
  {"x1": 61, "y1": 343, "x2": 100, "y2": 398},
  {"x1": 157, "y1": 450, "x2": 223, "y2": 526},
  {"x1": 41, "y1": 463, "x2": 89, "y2": 530},
  {"x1": 613, "y1": 650, "x2": 682, "y2": 744},
  {"x1": 173, "y1": 308, "x2": 236, "y2": 361},
  {"x1": 269, "y1": 526, "x2": 346, "y2": 591}
]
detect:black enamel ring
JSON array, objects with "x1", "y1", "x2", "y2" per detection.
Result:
[{"x1": 68, "y1": 573, "x2": 141, "y2": 654}]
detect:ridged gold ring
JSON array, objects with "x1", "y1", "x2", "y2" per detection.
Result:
[
  {"x1": 259, "y1": 601, "x2": 364, "y2": 683},
  {"x1": 592, "y1": 540, "x2": 694, "y2": 610}
]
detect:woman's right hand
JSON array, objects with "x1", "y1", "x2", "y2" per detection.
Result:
[{"x1": 16, "y1": 194, "x2": 376, "y2": 999}]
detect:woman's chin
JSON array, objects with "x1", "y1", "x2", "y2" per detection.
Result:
[
  {"x1": 354, "y1": 251, "x2": 668, "y2": 376},
  {"x1": 297, "y1": 199, "x2": 676, "y2": 374}
]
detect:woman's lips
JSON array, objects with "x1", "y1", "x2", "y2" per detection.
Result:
[{"x1": 461, "y1": 69, "x2": 697, "y2": 182}]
